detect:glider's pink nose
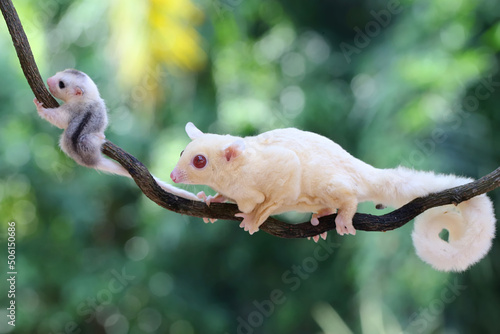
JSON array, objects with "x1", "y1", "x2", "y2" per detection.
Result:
[
  {"x1": 47, "y1": 76, "x2": 57, "y2": 95},
  {"x1": 170, "y1": 168, "x2": 182, "y2": 183},
  {"x1": 170, "y1": 171, "x2": 178, "y2": 183}
]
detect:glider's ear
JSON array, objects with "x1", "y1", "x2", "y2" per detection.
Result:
[
  {"x1": 74, "y1": 86, "x2": 84, "y2": 96},
  {"x1": 185, "y1": 122, "x2": 204, "y2": 140},
  {"x1": 223, "y1": 139, "x2": 245, "y2": 161}
]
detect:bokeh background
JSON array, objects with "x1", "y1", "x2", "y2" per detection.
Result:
[{"x1": 1, "y1": 0, "x2": 500, "y2": 333}]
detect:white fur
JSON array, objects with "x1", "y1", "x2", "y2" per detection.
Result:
[
  {"x1": 171, "y1": 123, "x2": 496, "y2": 271},
  {"x1": 370, "y1": 167, "x2": 495, "y2": 271},
  {"x1": 412, "y1": 195, "x2": 495, "y2": 271}
]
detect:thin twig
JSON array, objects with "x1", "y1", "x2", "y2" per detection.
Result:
[
  {"x1": 2, "y1": 0, "x2": 499, "y2": 239},
  {"x1": 0, "y1": 0, "x2": 58, "y2": 108}
]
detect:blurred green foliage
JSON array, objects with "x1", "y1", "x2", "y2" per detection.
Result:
[{"x1": 1, "y1": 0, "x2": 499, "y2": 333}]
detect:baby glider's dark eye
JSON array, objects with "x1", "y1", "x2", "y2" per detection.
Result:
[
  {"x1": 58, "y1": 81, "x2": 65, "y2": 89},
  {"x1": 180, "y1": 150, "x2": 184, "y2": 157},
  {"x1": 192, "y1": 155, "x2": 207, "y2": 169}
]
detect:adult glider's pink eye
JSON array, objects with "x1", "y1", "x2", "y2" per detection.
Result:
[{"x1": 192, "y1": 155, "x2": 207, "y2": 169}]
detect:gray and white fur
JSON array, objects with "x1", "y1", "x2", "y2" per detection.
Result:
[{"x1": 34, "y1": 69, "x2": 199, "y2": 201}]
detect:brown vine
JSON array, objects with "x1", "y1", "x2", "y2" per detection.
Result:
[{"x1": 1, "y1": 0, "x2": 499, "y2": 239}]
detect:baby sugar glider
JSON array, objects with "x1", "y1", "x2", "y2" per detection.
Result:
[
  {"x1": 34, "y1": 69, "x2": 198, "y2": 200},
  {"x1": 170, "y1": 122, "x2": 496, "y2": 272}
]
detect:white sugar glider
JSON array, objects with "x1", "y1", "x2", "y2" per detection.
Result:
[
  {"x1": 34, "y1": 69, "x2": 198, "y2": 201},
  {"x1": 170, "y1": 122, "x2": 496, "y2": 271}
]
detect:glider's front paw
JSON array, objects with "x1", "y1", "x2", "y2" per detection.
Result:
[
  {"x1": 197, "y1": 191, "x2": 227, "y2": 206},
  {"x1": 310, "y1": 209, "x2": 334, "y2": 226},
  {"x1": 197, "y1": 192, "x2": 219, "y2": 223},
  {"x1": 33, "y1": 98, "x2": 44, "y2": 108},
  {"x1": 308, "y1": 232, "x2": 328, "y2": 243},
  {"x1": 197, "y1": 191, "x2": 209, "y2": 202},
  {"x1": 308, "y1": 209, "x2": 333, "y2": 241},
  {"x1": 33, "y1": 98, "x2": 46, "y2": 116}
]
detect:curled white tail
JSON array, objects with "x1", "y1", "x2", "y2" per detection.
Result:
[
  {"x1": 368, "y1": 167, "x2": 496, "y2": 271},
  {"x1": 95, "y1": 157, "x2": 200, "y2": 201},
  {"x1": 412, "y1": 194, "x2": 495, "y2": 271}
]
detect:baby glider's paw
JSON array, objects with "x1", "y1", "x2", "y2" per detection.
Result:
[
  {"x1": 33, "y1": 98, "x2": 43, "y2": 108},
  {"x1": 33, "y1": 98, "x2": 47, "y2": 116},
  {"x1": 202, "y1": 217, "x2": 217, "y2": 224}
]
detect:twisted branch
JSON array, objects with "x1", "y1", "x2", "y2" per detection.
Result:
[{"x1": 2, "y1": 0, "x2": 499, "y2": 238}]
